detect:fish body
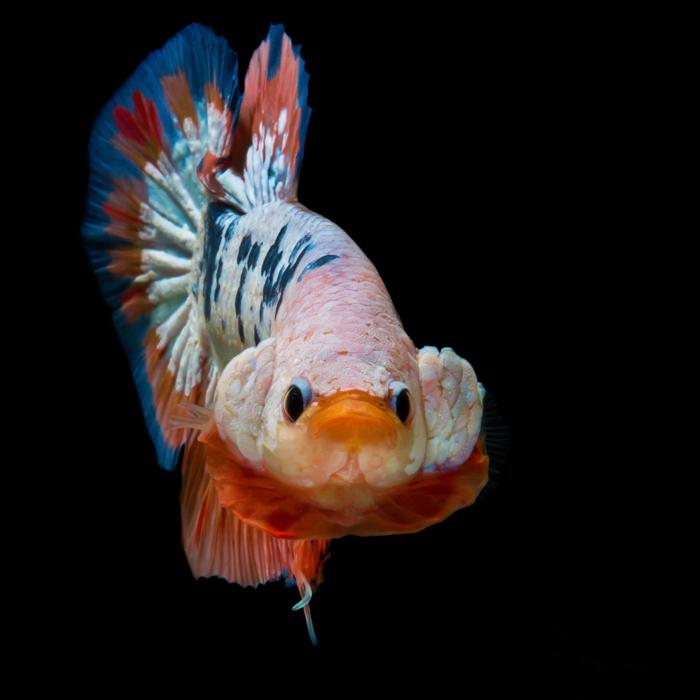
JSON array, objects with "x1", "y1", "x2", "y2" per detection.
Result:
[{"x1": 83, "y1": 24, "x2": 489, "y2": 643}]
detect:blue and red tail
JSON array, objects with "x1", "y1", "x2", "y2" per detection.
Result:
[{"x1": 83, "y1": 24, "x2": 240, "y2": 470}]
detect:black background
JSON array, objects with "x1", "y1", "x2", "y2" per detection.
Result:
[{"x1": 44, "y1": 3, "x2": 661, "y2": 692}]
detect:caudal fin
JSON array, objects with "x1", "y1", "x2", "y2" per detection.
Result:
[{"x1": 82, "y1": 24, "x2": 239, "y2": 469}]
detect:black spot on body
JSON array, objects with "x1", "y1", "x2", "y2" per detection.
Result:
[
  {"x1": 213, "y1": 257, "x2": 224, "y2": 303},
  {"x1": 261, "y1": 224, "x2": 288, "y2": 276},
  {"x1": 247, "y1": 241, "x2": 262, "y2": 270},
  {"x1": 237, "y1": 234, "x2": 252, "y2": 264},
  {"x1": 289, "y1": 233, "x2": 312, "y2": 259},
  {"x1": 297, "y1": 254, "x2": 340, "y2": 283},
  {"x1": 275, "y1": 243, "x2": 315, "y2": 315},
  {"x1": 235, "y1": 267, "x2": 247, "y2": 318},
  {"x1": 254, "y1": 326, "x2": 260, "y2": 344},
  {"x1": 260, "y1": 224, "x2": 289, "y2": 320},
  {"x1": 259, "y1": 225, "x2": 318, "y2": 319},
  {"x1": 235, "y1": 267, "x2": 247, "y2": 343},
  {"x1": 202, "y1": 202, "x2": 238, "y2": 320},
  {"x1": 215, "y1": 217, "x2": 238, "y2": 304},
  {"x1": 201, "y1": 205, "x2": 225, "y2": 320},
  {"x1": 224, "y1": 219, "x2": 236, "y2": 243}
]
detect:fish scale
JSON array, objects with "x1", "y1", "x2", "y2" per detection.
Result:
[{"x1": 199, "y1": 200, "x2": 348, "y2": 368}]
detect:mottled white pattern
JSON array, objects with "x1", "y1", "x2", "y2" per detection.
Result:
[
  {"x1": 417, "y1": 347, "x2": 483, "y2": 471},
  {"x1": 216, "y1": 109, "x2": 292, "y2": 212},
  {"x1": 139, "y1": 203, "x2": 196, "y2": 252}
]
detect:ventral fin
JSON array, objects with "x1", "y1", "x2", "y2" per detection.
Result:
[{"x1": 181, "y1": 431, "x2": 330, "y2": 589}]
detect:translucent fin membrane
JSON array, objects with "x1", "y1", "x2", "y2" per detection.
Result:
[
  {"x1": 169, "y1": 401, "x2": 213, "y2": 431},
  {"x1": 303, "y1": 607, "x2": 317, "y2": 647},
  {"x1": 479, "y1": 389, "x2": 511, "y2": 498}
]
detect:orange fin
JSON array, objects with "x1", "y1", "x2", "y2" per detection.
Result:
[{"x1": 180, "y1": 433, "x2": 330, "y2": 591}]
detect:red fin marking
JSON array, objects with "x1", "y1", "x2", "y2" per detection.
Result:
[
  {"x1": 195, "y1": 82, "x2": 236, "y2": 195},
  {"x1": 229, "y1": 31, "x2": 305, "y2": 194},
  {"x1": 108, "y1": 248, "x2": 143, "y2": 278},
  {"x1": 204, "y1": 81, "x2": 225, "y2": 115},
  {"x1": 113, "y1": 91, "x2": 168, "y2": 168},
  {"x1": 120, "y1": 284, "x2": 153, "y2": 323},
  {"x1": 196, "y1": 151, "x2": 227, "y2": 198},
  {"x1": 204, "y1": 81, "x2": 235, "y2": 155},
  {"x1": 103, "y1": 177, "x2": 147, "y2": 243},
  {"x1": 161, "y1": 71, "x2": 198, "y2": 135}
]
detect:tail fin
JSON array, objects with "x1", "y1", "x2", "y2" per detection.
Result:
[{"x1": 82, "y1": 24, "x2": 239, "y2": 469}]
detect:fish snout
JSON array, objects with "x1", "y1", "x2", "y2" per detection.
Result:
[
  {"x1": 308, "y1": 392, "x2": 398, "y2": 453},
  {"x1": 305, "y1": 390, "x2": 407, "y2": 491}
]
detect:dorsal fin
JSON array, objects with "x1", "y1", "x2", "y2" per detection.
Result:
[{"x1": 212, "y1": 25, "x2": 311, "y2": 211}]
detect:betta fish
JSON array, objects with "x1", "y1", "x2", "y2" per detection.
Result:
[{"x1": 83, "y1": 24, "x2": 492, "y2": 644}]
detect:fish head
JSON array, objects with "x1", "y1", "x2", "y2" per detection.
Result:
[{"x1": 201, "y1": 338, "x2": 488, "y2": 539}]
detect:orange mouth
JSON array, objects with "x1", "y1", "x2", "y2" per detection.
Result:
[{"x1": 307, "y1": 390, "x2": 399, "y2": 449}]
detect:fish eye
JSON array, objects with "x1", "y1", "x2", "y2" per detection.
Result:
[
  {"x1": 284, "y1": 377, "x2": 313, "y2": 423},
  {"x1": 388, "y1": 381, "x2": 412, "y2": 424}
]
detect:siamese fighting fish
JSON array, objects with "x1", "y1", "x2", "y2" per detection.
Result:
[{"x1": 83, "y1": 24, "x2": 491, "y2": 644}]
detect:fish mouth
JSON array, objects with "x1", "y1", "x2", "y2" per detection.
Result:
[{"x1": 307, "y1": 390, "x2": 399, "y2": 452}]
